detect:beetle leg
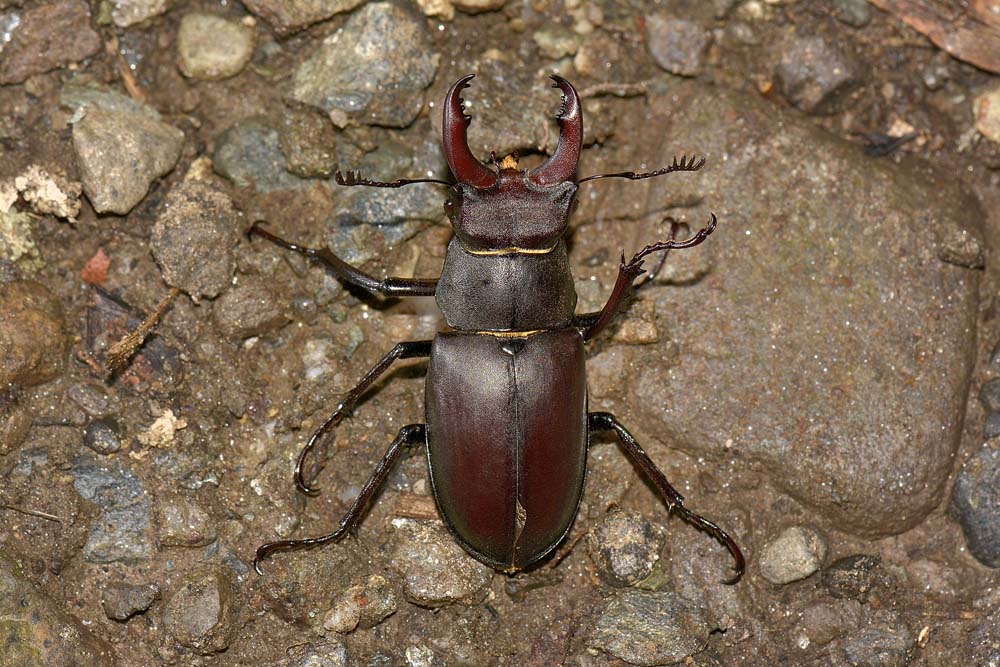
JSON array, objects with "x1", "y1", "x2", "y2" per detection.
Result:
[
  {"x1": 295, "y1": 340, "x2": 432, "y2": 494},
  {"x1": 587, "y1": 412, "x2": 745, "y2": 584},
  {"x1": 574, "y1": 215, "x2": 717, "y2": 341},
  {"x1": 254, "y1": 423, "x2": 426, "y2": 575},
  {"x1": 248, "y1": 222, "x2": 438, "y2": 297}
]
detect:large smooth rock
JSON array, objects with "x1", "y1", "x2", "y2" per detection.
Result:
[{"x1": 583, "y1": 82, "x2": 982, "y2": 537}]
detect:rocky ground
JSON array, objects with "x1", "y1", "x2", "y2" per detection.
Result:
[{"x1": 2, "y1": 0, "x2": 1000, "y2": 665}]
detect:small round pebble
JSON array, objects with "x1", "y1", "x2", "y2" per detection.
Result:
[
  {"x1": 758, "y1": 525, "x2": 827, "y2": 584},
  {"x1": 390, "y1": 519, "x2": 493, "y2": 607},
  {"x1": 587, "y1": 506, "x2": 665, "y2": 587},
  {"x1": 83, "y1": 418, "x2": 122, "y2": 455},
  {"x1": 952, "y1": 446, "x2": 1000, "y2": 567},
  {"x1": 645, "y1": 15, "x2": 709, "y2": 77},
  {"x1": 101, "y1": 582, "x2": 160, "y2": 621},
  {"x1": 163, "y1": 568, "x2": 235, "y2": 655},
  {"x1": 177, "y1": 13, "x2": 255, "y2": 81}
]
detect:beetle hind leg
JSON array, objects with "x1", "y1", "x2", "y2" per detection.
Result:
[
  {"x1": 254, "y1": 423, "x2": 426, "y2": 575},
  {"x1": 295, "y1": 340, "x2": 432, "y2": 494},
  {"x1": 587, "y1": 412, "x2": 745, "y2": 584}
]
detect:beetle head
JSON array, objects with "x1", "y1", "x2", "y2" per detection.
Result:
[{"x1": 442, "y1": 75, "x2": 582, "y2": 253}]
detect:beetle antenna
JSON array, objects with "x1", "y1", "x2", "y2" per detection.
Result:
[
  {"x1": 335, "y1": 170, "x2": 452, "y2": 188},
  {"x1": 577, "y1": 154, "x2": 706, "y2": 184}
]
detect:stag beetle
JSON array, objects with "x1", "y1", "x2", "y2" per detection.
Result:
[{"x1": 251, "y1": 74, "x2": 745, "y2": 583}]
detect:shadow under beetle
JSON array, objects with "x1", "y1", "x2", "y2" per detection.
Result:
[{"x1": 251, "y1": 74, "x2": 745, "y2": 583}]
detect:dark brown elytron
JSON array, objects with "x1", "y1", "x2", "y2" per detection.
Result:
[{"x1": 251, "y1": 74, "x2": 744, "y2": 582}]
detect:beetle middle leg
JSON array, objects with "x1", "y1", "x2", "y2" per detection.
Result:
[
  {"x1": 588, "y1": 412, "x2": 745, "y2": 583},
  {"x1": 253, "y1": 423, "x2": 426, "y2": 574},
  {"x1": 295, "y1": 340, "x2": 432, "y2": 494}
]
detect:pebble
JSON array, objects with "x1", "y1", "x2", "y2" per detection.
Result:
[
  {"x1": 975, "y1": 85, "x2": 1000, "y2": 144},
  {"x1": 214, "y1": 119, "x2": 307, "y2": 193},
  {"x1": 101, "y1": 582, "x2": 160, "y2": 621},
  {"x1": 11, "y1": 164, "x2": 83, "y2": 221},
  {"x1": 177, "y1": 13, "x2": 255, "y2": 80},
  {"x1": 109, "y1": 0, "x2": 173, "y2": 27},
  {"x1": 156, "y1": 495, "x2": 217, "y2": 547},
  {"x1": 389, "y1": 519, "x2": 493, "y2": 607},
  {"x1": 150, "y1": 180, "x2": 242, "y2": 299},
  {"x1": 287, "y1": 640, "x2": 349, "y2": 667},
  {"x1": 289, "y1": 3, "x2": 439, "y2": 128},
  {"x1": 794, "y1": 598, "x2": 862, "y2": 647},
  {"x1": 71, "y1": 107, "x2": 184, "y2": 215},
  {"x1": 212, "y1": 277, "x2": 290, "y2": 339},
  {"x1": 758, "y1": 525, "x2": 827, "y2": 584},
  {"x1": 0, "y1": 280, "x2": 68, "y2": 390},
  {"x1": 279, "y1": 108, "x2": 339, "y2": 178},
  {"x1": 321, "y1": 574, "x2": 398, "y2": 633},
  {"x1": 533, "y1": 25, "x2": 581, "y2": 60},
  {"x1": 0, "y1": 207, "x2": 41, "y2": 272},
  {"x1": 586, "y1": 506, "x2": 665, "y2": 587},
  {"x1": 60, "y1": 83, "x2": 160, "y2": 119},
  {"x1": 938, "y1": 226, "x2": 985, "y2": 269},
  {"x1": 67, "y1": 382, "x2": 111, "y2": 417},
  {"x1": 831, "y1": 0, "x2": 871, "y2": 27},
  {"x1": 83, "y1": 418, "x2": 123, "y2": 455},
  {"x1": 415, "y1": 0, "x2": 455, "y2": 20},
  {"x1": 839, "y1": 609, "x2": 915, "y2": 667},
  {"x1": 587, "y1": 589, "x2": 718, "y2": 666},
  {"x1": 982, "y1": 380, "x2": 1000, "y2": 413},
  {"x1": 163, "y1": 568, "x2": 236, "y2": 655},
  {"x1": 951, "y1": 445, "x2": 1000, "y2": 567},
  {"x1": 645, "y1": 15, "x2": 710, "y2": 77},
  {"x1": 0, "y1": 555, "x2": 115, "y2": 665},
  {"x1": 822, "y1": 554, "x2": 883, "y2": 602},
  {"x1": 773, "y1": 34, "x2": 860, "y2": 114},
  {"x1": 986, "y1": 413, "x2": 1000, "y2": 440},
  {"x1": 969, "y1": 608, "x2": 1000, "y2": 667},
  {"x1": 452, "y1": 0, "x2": 506, "y2": 12},
  {"x1": 0, "y1": 395, "x2": 31, "y2": 456},
  {"x1": 0, "y1": 1, "x2": 100, "y2": 84},
  {"x1": 242, "y1": 0, "x2": 364, "y2": 35},
  {"x1": 72, "y1": 455, "x2": 154, "y2": 563}
]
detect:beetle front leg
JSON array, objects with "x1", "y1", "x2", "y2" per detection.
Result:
[
  {"x1": 588, "y1": 411, "x2": 745, "y2": 583},
  {"x1": 574, "y1": 215, "x2": 716, "y2": 341},
  {"x1": 295, "y1": 340, "x2": 432, "y2": 494},
  {"x1": 254, "y1": 423, "x2": 426, "y2": 575},
  {"x1": 248, "y1": 223, "x2": 438, "y2": 297}
]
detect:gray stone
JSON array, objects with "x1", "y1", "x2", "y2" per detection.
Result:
[
  {"x1": 794, "y1": 598, "x2": 863, "y2": 647},
  {"x1": 214, "y1": 119, "x2": 309, "y2": 193},
  {"x1": 587, "y1": 506, "x2": 665, "y2": 587},
  {"x1": 822, "y1": 555, "x2": 883, "y2": 602},
  {"x1": 163, "y1": 568, "x2": 236, "y2": 655},
  {"x1": 594, "y1": 83, "x2": 982, "y2": 537},
  {"x1": 83, "y1": 418, "x2": 122, "y2": 455},
  {"x1": 646, "y1": 15, "x2": 710, "y2": 77},
  {"x1": 156, "y1": 495, "x2": 217, "y2": 547},
  {"x1": 839, "y1": 609, "x2": 914, "y2": 667},
  {"x1": 969, "y1": 608, "x2": 1000, "y2": 667},
  {"x1": 587, "y1": 589, "x2": 718, "y2": 666},
  {"x1": 72, "y1": 455, "x2": 154, "y2": 563},
  {"x1": 150, "y1": 180, "x2": 242, "y2": 299},
  {"x1": 177, "y1": 13, "x2": 255, "y2": 80},
  {"x1": 831, "y1": 0, "x2": 871, "y2": 27},
  {"x1": 758, "y1": 525, "x2": 827, "y2": 584},
  {"x1": 72, "y1": 107, "x2": 184, "y2": 215},
  {"x1": 109, "y1": 0, "x2": 172, "y2": 27},
  {"x1": 289, "y1": 3, "x2": 439, "y2": 128},
  {"x1": 389, "y1": 519, "x2": 493, "y2": 607},
  {"x1": 0, "y1": 280, "x2": 67, "y2": 390},
  {"x1": 67, "y1": 382, "x2": 111, "y2": 417},
  {"x1": 279, "y1": 108, "x2": 339, "y2": 178},
  {"x1": 773, "y1": 33, "x2": 860, "y2": 114},
  {"x1": 60, "y1": 83, "x2": 161, "y2": 120},
  {"x1": 212, "y1": 277, "x2": 290, "y2": 338},
  {"x1": 0, "y1": 555, "x2": 115, "y2": 666},
  {"x1": 952, "y1": 446, "x2": 1000, "y2": 567},
  {"x1": 0, "y1": 1, "x2": 100, "y2": 84},
  {"x1": 101, "y1": 582, "x2": 160, "y2": 621},
  {"x1": 286, "y1": 640, "x2": 349, "y2": 667},
  {"x1": 985, "y1": 413, "x2": 1000, "y2": 440},
  {"x1": 242, "y1": 0, "x2": 364, "y2": 35},
  {"x1": 979, "y1": 378, "x2": 1000, "y2": 413}
]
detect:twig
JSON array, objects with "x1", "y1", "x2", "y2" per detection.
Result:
[
  {"x1": 578, "y1": 81, "x2": 650, "y2": 99},
  {"x1": 104, "y1": 286, "x2": 181, "y2": 374},
  {"x1": 1, "y1": 504, "x2": 63, "y2": 523},
  {"x1": 105, "y1": 35, "x2": 148, "y2": 104}
]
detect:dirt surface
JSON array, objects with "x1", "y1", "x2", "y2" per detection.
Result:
[{"x1": 2, "y1": 1, "x2": 1000, "y2": 666}]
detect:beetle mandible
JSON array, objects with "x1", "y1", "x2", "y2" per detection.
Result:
[{"x1": 251, "y1": 74, "x2": 745, "y2": 583}]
